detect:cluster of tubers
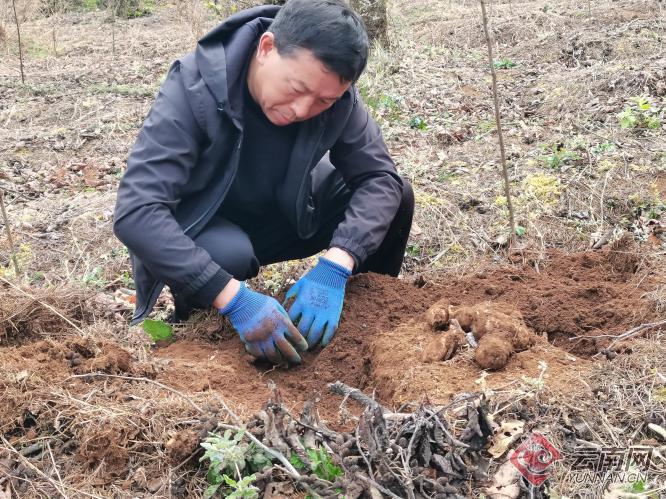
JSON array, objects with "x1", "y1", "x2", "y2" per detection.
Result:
[{"x1": 423, "y1": 299, "x2": 536, "y2": 370}]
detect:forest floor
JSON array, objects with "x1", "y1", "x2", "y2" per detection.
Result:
[{"x1": 0, "y1": 0, "x2": 665, "y2": 497}]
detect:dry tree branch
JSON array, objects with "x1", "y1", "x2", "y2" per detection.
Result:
[
  {"x1": 571, "y1": 318, "x2": 666, "y2": 344},
  {"x1": 10, "y1": 0, "x2": 25, "y2": 83},
  {"x1": 479, "y1": 0, "x2": 517, "y2": 243},
  {"x1": 354, "y1": 473, "x2": 403, "y2": 499},
  {"x1": 0, "y1": 189, "x2": 20, "y2": 276}
]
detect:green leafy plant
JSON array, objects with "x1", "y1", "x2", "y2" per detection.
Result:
[
  {"x1": 406, "y1": 244, "x2": 422, "y2": 258},
  {"x1": 539, "y1": 143, "x2": 581, "y2": 169},
  {"x1": 493, "y1": 58, "x2": 517, "y2": 69},
  {"x1": 200, "y1": 430, "x2": 271, "y2": 498},
  {"x1": 290, "y1": 446, "x2": 344, "y2": 497},
  {"x1": 142, "y1": 319, "x2": 173, "y2": 342},
  {"x1": 409, "y1": 116, "x2": 427, "y2": 130},
  {"x1": 119, "y1": 270, "x2": 135, "y2": 289},
  {"x1": 589, "y1": 141, "x2": 616, "y2": 156},
  {"x1": 83, "y1": 266, "x2": 106, "y2": 288},
  {"x1": 618, "y1": 96, "x2": 662, "y2": 130}
]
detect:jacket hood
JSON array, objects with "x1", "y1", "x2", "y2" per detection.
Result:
[{"x1": 195, "y1": 5, "x2": 280, "y2": 122}]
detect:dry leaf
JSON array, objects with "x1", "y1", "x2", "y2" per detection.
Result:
[
  {"x1": 488, "y1": 420, "x2": 525, "y2": 458},
  {"x1": 484, "y1": 459, "x2": 520, "y2": 499}
]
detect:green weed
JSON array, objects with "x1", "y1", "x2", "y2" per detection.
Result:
[
  {"x1": 358, "y1": 84, "x2": 402, "y2": 121},
  {"x1": 590, "y1": 141, "x2": 616, "y2": 156},
  {"x1": 89, "y1": 83, "x2": 156, "y2": 97},
  {"x1": 290, "y1": 447, "x2": 344, "y2": 498},
  {"x1": 200, "y1": 430, "x2": 271, "y2": 499},
  {"x1": 618, "y1": 96, "x2": 662, "y2": 130},
  {"x1": 493, "y1": 58, "x2": 517, "y2": 69},
  {"x1": 406, "y1": 244, "x2": 422, "y2": 258},
  {"x1": 539, "y1": 143, "x2": 581, "y2": 169},
  {"x1": 628, "y1": 193, "x2": 666, "y2": 220},
  {"x1": 83, "y1": 266, "x2": 106, "y2": 288},
  {"x1": 409, "y1": 116, "x2": 427, "y2": 130}
]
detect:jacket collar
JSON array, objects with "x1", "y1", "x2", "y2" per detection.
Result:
[{"x1": 195, "y1": 6, "x2": 279, "y2": 124}]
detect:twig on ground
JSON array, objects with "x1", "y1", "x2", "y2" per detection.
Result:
[
  {"x1": 11, "y1": 0, "x2": 25, "y2": 83},
  {"x1": 328, "y1": 381, "x2": 385, "y2": 412},
  {"x1": 0, "y1": 189, "x2": 20, "y2": 277},
  {"x1": 354, "y1": 472, "x2": 403, "y2": 499},
  {"x1": 46, "y1": 441, "x2": 66, "y2": 495},
  {"x1": 0, "y1": 436, "x2": 103, "y2": 499},
  {"x1": 212, "y1": 394, "x2": 242, "y2": 425},
  {"x1": 571, "y1": 319, "x2": 666, "y2": 345},
  {"x1": 67, "y1": 373, "x2": 205, "y2": 413}
]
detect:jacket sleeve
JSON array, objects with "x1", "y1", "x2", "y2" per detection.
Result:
[
  {"x1": 328, "y1": 93, "x2": 403, "y2": 266},
  {"x1": 113, "y1": 62, "x2": 231, "y2": 306}
]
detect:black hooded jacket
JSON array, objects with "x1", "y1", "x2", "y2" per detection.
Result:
[{"x1": 114, "y1": 5, "x2": 403, "y2": 324}]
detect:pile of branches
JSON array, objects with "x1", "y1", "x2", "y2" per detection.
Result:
[{"x1": 238, "y1": 381, "x2": 494, "y2": 498}]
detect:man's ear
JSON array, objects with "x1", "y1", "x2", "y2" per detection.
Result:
[{"x1": 256, "y1": 32, "x2": 276, "y2": 63}]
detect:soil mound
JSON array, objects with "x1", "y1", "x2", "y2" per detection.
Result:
[{"x1": 149, "y1": 244, "x2": 654, "y2": 419}]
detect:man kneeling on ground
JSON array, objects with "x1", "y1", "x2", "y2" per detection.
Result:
[{"x1": 114, "y1": 0, "x2": 414, "y2": 365}]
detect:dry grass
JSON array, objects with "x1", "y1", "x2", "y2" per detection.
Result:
[
  {"x1": 0, "y1": 3, "x2": 665, "y2": 494},
  {"x1": 547, "y1": 336, "x2": 666, "y2": 496},
  {"x1": 0, "y1": 0, "x2": 663, "y2": 297}
]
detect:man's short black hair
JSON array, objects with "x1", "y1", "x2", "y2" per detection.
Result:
[{"x1": 269, "y1": 0, "x2": 369, "y2": 83}]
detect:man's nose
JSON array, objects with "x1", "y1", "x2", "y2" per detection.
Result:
[{"x1": 290, "y1": 95, "x2": 315, "y2": 120}]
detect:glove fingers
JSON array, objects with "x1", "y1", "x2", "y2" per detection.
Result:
[
  {"x1": 284, "y1": 281, "x2": 301, "y2": 304},
  {"x1": 282, "y1": 318, "x2": 308, "y2": 352},
  {"x1": 244, "y1": 342, "x2": 264, "y2": 360},
  {"x1": 320, "y1": 320, "x2": 339, "y2": 347},
  {"x1": 307, "y1": 319, "x2": 327, "y2": 349},
  {"x1": 287, "y1": 300, "x2": 303, "y2": 324},
  {"x1": 261, "y1": 340, "x2": 283, "y2": 365},
  {"x1": 274, "y1": 333, "x2": 303, "y2": 364},
  {"x1": 297, "y1": 312, "x2": 315, "y2": 340}
]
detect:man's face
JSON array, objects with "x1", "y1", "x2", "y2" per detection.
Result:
[{"x1": 248, "y1": 33, "x2": 351, "y2": 126}]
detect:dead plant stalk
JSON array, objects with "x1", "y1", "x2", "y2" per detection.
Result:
[
  {"x1": 0, "y1": 189, "x2": 20, "y2": 276},
  {"x1": 479, "y1": 0, "x2": 517, "y2": 242},
  {"x1": 11, "y1": 0, "x2": 25, "y2": 83}
]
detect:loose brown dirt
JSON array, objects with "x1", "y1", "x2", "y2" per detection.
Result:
[
  {"x1": 152, "y1": 240, "x2": 654, "y2": 421},
  {"x1": 0, "y1": 243, "x2": 662, "y2": 496}
]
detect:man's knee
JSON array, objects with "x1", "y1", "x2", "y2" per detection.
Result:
[
  {"x1": 399, "y1": 177, "x2": 415, "y2": 213},
  {"x1": 193, "y1": 217, "x2": 260, "y2": 280}
]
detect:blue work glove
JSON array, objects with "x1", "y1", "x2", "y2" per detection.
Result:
[
  {"x1": 285, "y1": 257, "x2": 351, "y2": 349},
  {"x1": 219, "y1": 283, "x2": 308, "y2": 364}
]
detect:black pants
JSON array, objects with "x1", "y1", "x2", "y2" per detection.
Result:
[{"x1": 176, "y1": 177, "x2": 414, "y2": 319}]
